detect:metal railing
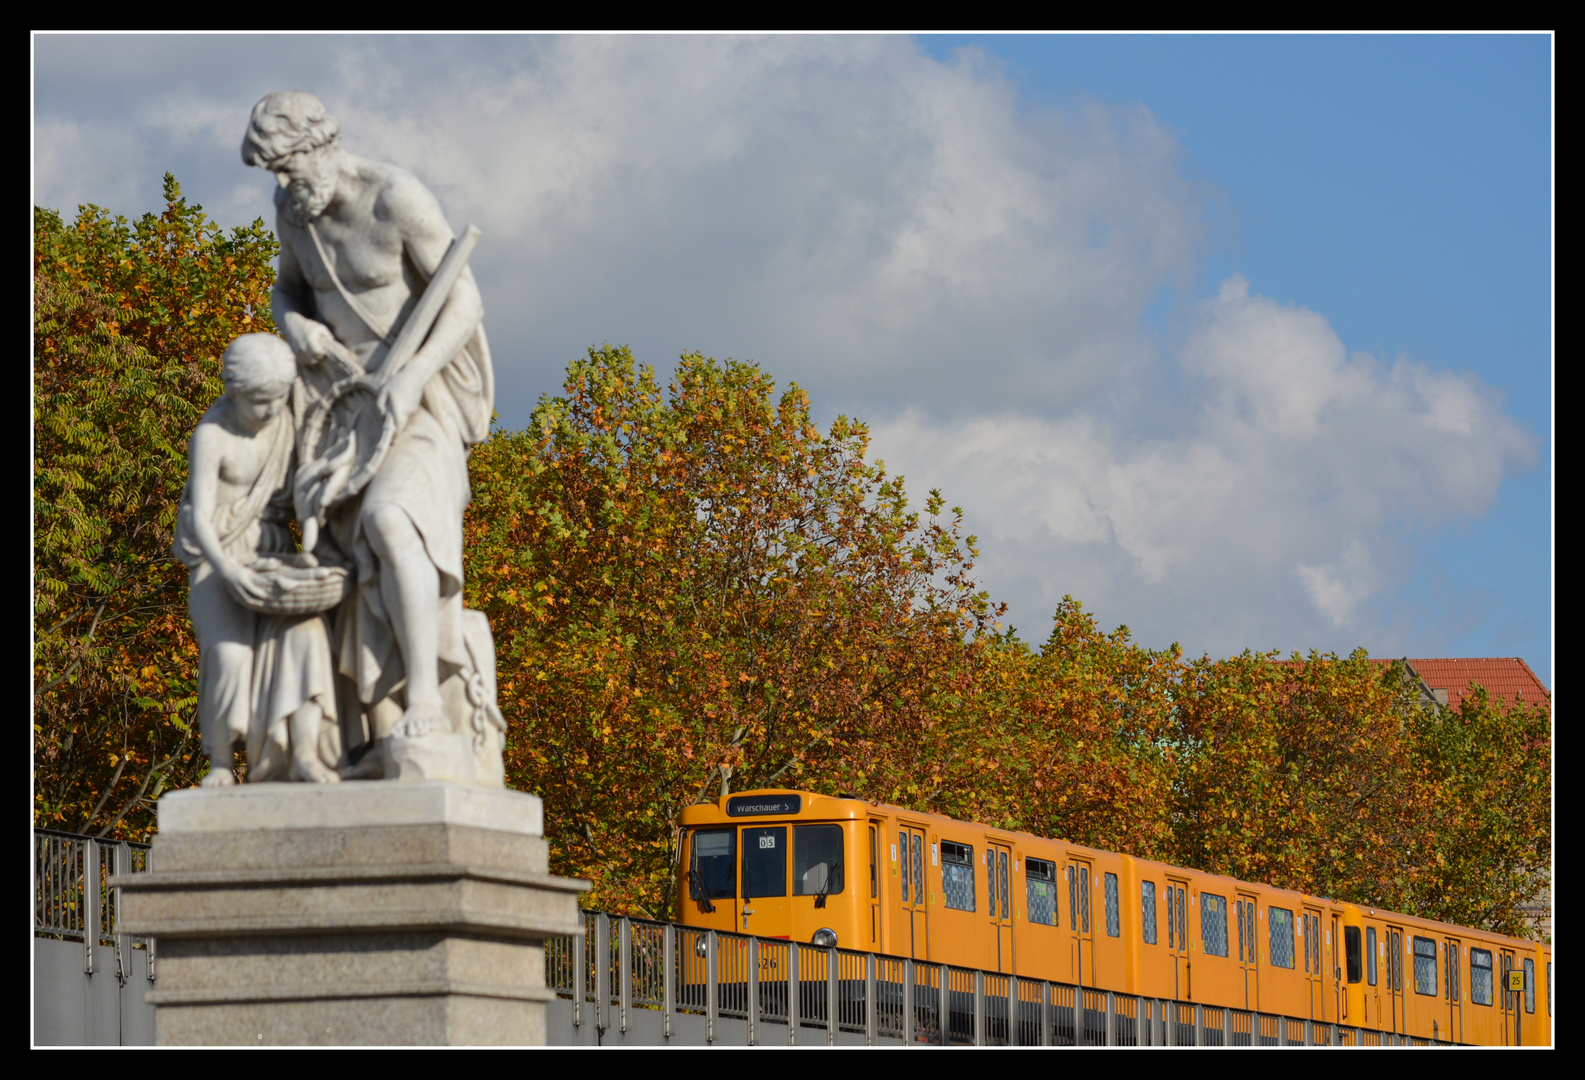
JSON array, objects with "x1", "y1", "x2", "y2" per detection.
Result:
[
  {"x1": 33, "y1": 829, "x2": 154, "y2": 985},
  {"x1": 547, "y1": 910, "x2": 1451, "y2": 1046}
]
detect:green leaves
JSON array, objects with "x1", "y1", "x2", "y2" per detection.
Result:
[{"x1": 34, "y1": 179, "x2": 278, "y2": 838}]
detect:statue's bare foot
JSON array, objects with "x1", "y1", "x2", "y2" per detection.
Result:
[
  {"x1": 200, "y1": 767, "x2": 236, "y2": 788},
  {"x1": 289, "y1": 758, "x2": 341, "y2": 783},
  {"x1": 393, "y1": 701, "x2": 448, "y2": 739}
]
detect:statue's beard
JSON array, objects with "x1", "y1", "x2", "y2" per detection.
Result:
[
  {"x1": 286, "y1": 164, "x2": 336, "y2": 221},
  {"x1": 288, "y1": 181, "x2": 332, "y2": 221}
]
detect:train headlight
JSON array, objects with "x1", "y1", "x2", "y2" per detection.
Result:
[{"x1": 812, "y1": 927, "x2": 838, "y2": 948}]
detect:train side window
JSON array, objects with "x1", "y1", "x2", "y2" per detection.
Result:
[
  {"x1": 911, "y1": 835, "x2": 924, "y2": 905},
  {"x1": 869, "y1": 826, "x2": 877, "y2": 900},
  {"x1": 689, "y1": 828, "x2": 737, "y2": 900},
  {"x1": 1446, "y1": 942, "x2": 1459, "y2": 1003},
  {"x1": 998, "y1": 851, "x2": 1010, "y2": 920},
  {"x1": 793, "y1": 825, "x2": 844, "y2": 897},
  {"x1": 1412, "y1": 936, "x2": 1438, "y2": 996},
  {"x1": 1345, "y1": 926, "x2": 1362, "y2": 983},
  {"x1": 1366, "y1": 927, "x2": 1378, "y2": 985},
  {"x1": 1079, "y1": 866, "x2": 1091, "y2": 933},
  {"x1": 1469, "y1": 948, "x2": 1492, "y2": 1005},
  {"x1": 940, "y1": 840, "x2": 976, "y2": 912},
  {"x1": 1068, "y1": 867, "x2": 1077, "y2": 930},
  {"x1": 1104, "y1": 873, "x2": 1120, "y2": 937},
  {"x1": 1026, "y1": 858, "x2": 1057, "y2": 926},
  {"x1": 899, "y1": 832, "x2": 910, "y2": 903},
  {"x1": 985, "y1": 850, "x2": 998, "y2": 916},
  {"x1": 1269, "y1": 907, "x2": 1295, "y2": 969},
  {"x1": 1201, "y1": 892, "x2": 1229, "y2": 957},
  {"x1": 1141, "y1": 882, "x2": 1157, "y2": 944},
  {"x1": 1525, "y1": 957, "x2": 1535, "y2": 1013}
]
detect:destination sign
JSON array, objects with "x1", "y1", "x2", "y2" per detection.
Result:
[{"x1": 726, "y1": 795, "x2": 801, "y2": 817}]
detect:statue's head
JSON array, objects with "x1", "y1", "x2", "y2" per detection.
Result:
[
  {"x1": 223, "y1": 334, "x2": 296, "y2": 426},
  {"x1": 242, "y1": 91, "x2": 342, "y2": 222}
]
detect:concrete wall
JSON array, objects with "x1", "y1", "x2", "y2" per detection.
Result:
[{"x1": 33, "y1": 938, "x2": 156, "y2": 1047}]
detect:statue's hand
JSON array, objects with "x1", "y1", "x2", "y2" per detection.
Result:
[
  {"x1": 221, "y1": 563, "x2": 272, "y2": 608},
  {"x1": 376, "y1": 366, "x2": 426, "y2": 432},
  {"x1": 288, "y1": 316, "x2": 355, "y2": 371}
]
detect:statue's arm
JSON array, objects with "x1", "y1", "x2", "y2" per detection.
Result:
[
  {"x1": 186, "y1": 421, "x2": 270, "y2": 606},
  {"x1": 376, "y1": 173, "x2": 485, "y2": 425},
  {"x1": 271, "y1": 220, "x2": 346, "y2": 367}
]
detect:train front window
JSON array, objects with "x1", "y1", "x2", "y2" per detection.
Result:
[
  {"x1": 793, "y1": 825, "x2": 845, "y2": 897},
  {"x1": 690, "y1": 829, "x2": 737, "y2": 899},
  {"x1": 741, "y1": 826, "x2": 787, "y2": 899},
  {"x1": 1027, "y1": 858, "x2": 1057, "y2": 926},
  {"x1": 1345, "y1": 926, "x2": 1362, "y2": 983},
  {"x1": 941, "y1": 841, "x2": 975, "y2": 911}
]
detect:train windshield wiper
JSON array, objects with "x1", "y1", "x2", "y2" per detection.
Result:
[{"x1": 814, "y1": 860, "x2": 843, "y2": 909}]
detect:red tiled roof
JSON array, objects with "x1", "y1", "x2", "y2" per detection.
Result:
[{"x1": 1368, "y1": 658, "x2": 1550, "y2": 710}]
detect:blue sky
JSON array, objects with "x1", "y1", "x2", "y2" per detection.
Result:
[{"x1": 32, "y1": 33, "x2": 1553, "y2": 684}]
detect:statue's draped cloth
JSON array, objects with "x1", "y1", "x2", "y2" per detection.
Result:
[
  {"x1": 173, "y1": 407, "x2": 340, "y2": 780},
  {"x1": 318, "y1": 322, "x2": 494, "y2": 714}
]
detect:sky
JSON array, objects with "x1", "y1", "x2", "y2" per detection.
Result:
[{"x1": 32, "y1": 33, "x2": 1553, "y2": 685}]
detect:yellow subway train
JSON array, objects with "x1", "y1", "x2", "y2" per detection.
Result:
[{"x1": 678, "y1": 788, "x2": 1551, "y2": 1046}]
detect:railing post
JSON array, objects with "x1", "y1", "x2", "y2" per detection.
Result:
[
  {"x1": 1304, "y1": 1018, "x2": 1313, "y2": 1046},
  {"x1": 83, "y1": 837, "x2": 98, "y2": 975},
  {"x1": 1008, "y1": 976, "x2": 1019, "y2": 1046},
  {"x1": 1329, "y1": 1022, "x2": 1337, "y2": 1047},
  {"x1": 1041, "y1": 982, "x2": 1052, "y2": 1046},
  {"x1": 1222, "y1": 1005, "x2": 1232, "y2": 1047},
  {"x1": 939, "y1": 963, "x2": 950, "y2": 1045},
  {"x1": 972, "y1": 970, "x2": 984, "y2": 1046},
  {"x1": 112, "y1": 842, "x2": 130, "y2": 986},
  {"x1": 594, "y1": 913, "x2": 610, "y2": 1031},
  {"x1": 865, "y1": 953, "x2": 876, "y2": 1046},
  {"x1": 787, "y1": 941, "x2": 800, "y2": 1045},
  {"x1": 619, "y1": 917, "x2": 631, "y2": 1034},
  {"x1": 1194, "y1": 1002, "x2": 1203, "y2": 1046},
  {"x1": 705, "y1": 929, "x2": 718, "y2": 1044},
  {"x1": 748, "y1": 936, "x2": 760, "y2": 1046},
  {"x1": 902, "y1": 958, "x2": 915, "y2": 1046},
  {"x1": 572, "y1": 918, "x2": 585, "y2": 1027},
  {"x1": 662, "y1": 923, "x2": 675, "y2": 1040},
  {"x1": 1106, "y1": 991, "x2": 1115, "y2": 1046},
  {"x1": 826, "y1": 948, "x2": 838, "y2": 1045}
]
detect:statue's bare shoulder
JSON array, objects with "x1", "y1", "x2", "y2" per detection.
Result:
[{"x1": 364, "y1": 161, "x2": 454, "y2": 272}]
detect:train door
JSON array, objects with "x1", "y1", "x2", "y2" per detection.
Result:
[
  {"x1": 1301, "y1": 907, "x2": 1324, "y2": 1019},
  {"x1": 1068, "y1": 858, "x2": 1095, "y2": 986},
  {"x1": 1236, "y1": 893, "x2": 1259, "y2": 1009},
  {"x1": 1385, "y1": 925, "x2": 1405, "y2": 1036},
  {"x1": 1499, "y1": 948, "x2": 1517, "y2": 1045},
  {"x1": 1165, "y1": 877, "x2": 1190, "y2": 999},
  {"x1": 986, "y1": 841, "x2": 1014, "y2": 973},
  {"x1": 1330, "y1": 913, "x2": 1343, "y2": 1023},
  {"x1": 1443, "y1": 935, "x2": 1463, "y2": 1044},
  {"x1": 867, "y1": 822, "x2": 882, "y2": 950},
  {"x1": 1364, "y1": 925, "x2": 1380, "y2": 1027},
  {"x1": 739, "y1": 825, "x2": 789, "y2": 937},
  {"x1": 898, "y1": 824, "x2": 929, "y2": 960}
]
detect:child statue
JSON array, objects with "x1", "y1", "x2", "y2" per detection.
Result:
[{"x1": 174, "y1": 333, "x2": 342, "y2": 785}]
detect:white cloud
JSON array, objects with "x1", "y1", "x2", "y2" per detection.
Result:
[{"x1": 869, "y1": 281, "x2": 1536, "y2": 650}]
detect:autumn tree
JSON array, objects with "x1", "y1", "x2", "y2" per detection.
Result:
[
  {"x1": 464, "y1": 347, "x2": 998, "y2": 915},
  {"x1": 33, "y1": 176, "x2": 278, "y2": 838}
]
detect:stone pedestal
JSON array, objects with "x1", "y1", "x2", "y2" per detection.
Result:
[{"x1": 114, "y1": 782, "x2": 587, "y2": 1046}]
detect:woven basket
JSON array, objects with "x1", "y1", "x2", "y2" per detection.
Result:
[{"x1": 239, "y1": 554, "x2": 349, "y2": 616}]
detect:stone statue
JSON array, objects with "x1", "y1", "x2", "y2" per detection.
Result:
[
  {"x1": 174, "y1": 334, "x2": 344, "y2": 785},
  {"x1": 185, "y1": 89, "x2": 507, "y2": 786}
]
